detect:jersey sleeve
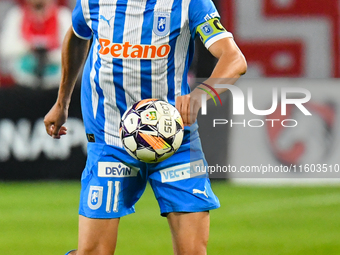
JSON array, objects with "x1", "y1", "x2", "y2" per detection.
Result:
[
  {"x1": 72, "y1": 0, "x2": 93, "y2": 40},
  {"x1": 188, "y1": 0, "x2": 233, "y2": 49}
]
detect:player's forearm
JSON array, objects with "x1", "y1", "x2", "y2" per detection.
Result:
[
  {"x1": 207, "y1": 50, "x2": 246, "y2": 94},
  {"x1": 192, "y1": 39, "x2": 247, "y2": 99},
  {"x1": 57, "y1": 26, "x2": 90, "y2": 109},
  {"x1": 210, "y1": 49, "x2": 247, "y2": 81}
]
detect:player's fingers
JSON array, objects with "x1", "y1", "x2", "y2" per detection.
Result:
[
  {"x1": 49, "y1": 125, "x2": 58, "y2": 139},
  {"x1": 175, "y1": 96, "x2": 181, "y2": 113},
  {"x1": 44, "y1": 119, "x2": 54, "y2": 136},
  {"x1": 186, "y1": 100, "x2": 191, "y2": 126},
  {"x1": 51, "y1": 124, "x2": 62, "y2": 139},
  {"x1": 177, "y1": 95, "x2": 193, "y2": 126},
  {"x1": 181, "y1": 99, "x2": 190, "y2": 126},
  {"x1": 58, "y1": 126, "x2": 68, "y2": 136},
  {"x1": 186, "y1": 95, "x2": 192, "y2": 126},
  {"x1": 45, "y1": 124, "x2": 52, "y2": 136},
  {"x1": 189, "y1": 95, "x2": 195, "y2": 125},
  {"x1": 190, "y1": 99, "x2": 200, "y2": 125},
  {"x1": 176, "y1": 97, "x2": 187, "y2": 125}
]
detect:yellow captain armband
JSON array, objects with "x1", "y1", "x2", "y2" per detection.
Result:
[{"x1": 196, "y1": 18, "x2": 233, "y2": 49}]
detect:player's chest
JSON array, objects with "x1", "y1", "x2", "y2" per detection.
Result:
[{"x1": 91, "y1": 0, "x2": 189, "y2": 45}]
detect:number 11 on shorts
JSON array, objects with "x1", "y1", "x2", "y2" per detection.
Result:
[{"x1": 106, "y1": 181, "x2": 120, "y2": 213}]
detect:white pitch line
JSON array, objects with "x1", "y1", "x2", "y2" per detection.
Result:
[{"x1": 226, "y1": 193, "x2": 340, "y2": 215}]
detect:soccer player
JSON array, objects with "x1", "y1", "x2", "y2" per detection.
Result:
[{"x1": 44, "y1": 0, "x2": 247, "y2": 254}]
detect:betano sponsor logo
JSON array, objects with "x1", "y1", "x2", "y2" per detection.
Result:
[{"x1": 99, "y1": 39, "x2": 171, "y2": 59}]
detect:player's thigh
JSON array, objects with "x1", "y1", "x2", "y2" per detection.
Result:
[
  {"x1": 167, "y1": 211, "x2": 210, "y2": 255},
  {"x1": 77, "y1": 215, "x2": 120, "y2": 255}
]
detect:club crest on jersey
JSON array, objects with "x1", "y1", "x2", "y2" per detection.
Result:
[{"x1": 153, "y1": 12, "x2": 170, "y2": 36}]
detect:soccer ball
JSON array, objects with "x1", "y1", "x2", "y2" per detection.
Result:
[{"x1": 119, "y1": 99, "x2": 184, "y2": 163}]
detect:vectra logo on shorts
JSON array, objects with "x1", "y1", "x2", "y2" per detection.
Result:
[
  {"x1": 98, "y1": 162, "x2": 138, "y2": 177},
  {"x1": 99, "y1": 39, "x2": 171, "y2": 59},
  {"x1": 160, "y1": 160, "x2": 205, "y2": 183}
]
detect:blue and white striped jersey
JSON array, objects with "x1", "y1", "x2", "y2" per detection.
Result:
[{"x1": 72, "y1": 0, "x2": 232, "y2": 146}]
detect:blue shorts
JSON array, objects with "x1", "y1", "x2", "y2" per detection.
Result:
[{"x1": 79, "y1": 127, "x2": 220, "y2": 218}]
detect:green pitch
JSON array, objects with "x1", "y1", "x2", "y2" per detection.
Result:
[{"x1": 1, "y1": 181, "x2": 340, "y2": 255}]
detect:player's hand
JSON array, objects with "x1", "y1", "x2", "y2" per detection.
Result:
[
  {"x1": 44, "y1": 102, "x2": 68, "y2": 139},
  {"x1": 176, "y1": 90, "x2": 202, "y2": 126}
]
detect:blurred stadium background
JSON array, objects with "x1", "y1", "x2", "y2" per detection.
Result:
[{"x1": 1, "y1": 0, "x2": 340, "y2": 254}]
